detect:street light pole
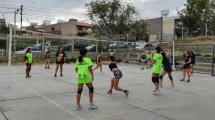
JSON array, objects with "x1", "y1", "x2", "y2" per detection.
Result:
[{"x1": 14, "y1": 9, "x2": 19, "y2": 35}]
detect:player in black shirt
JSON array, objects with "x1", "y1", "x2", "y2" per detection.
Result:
[
  {"x1": 180, "y1": 50, "x2": 191, "y2": 82},
  {"x1": 93, "y1": 51, "x2": 103, "y2": 73},
  {"x1": 107, "y1": 56, "x2": 129, "y2": 98},
  {"x1": 159, "y1": 52, "x2": 174, "y2": 87},
  {"x1": 45, "y1": 47, "x2": 51, "y2": 69}
]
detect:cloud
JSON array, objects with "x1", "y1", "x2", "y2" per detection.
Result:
[{"x1": 0, "y1": 0, "x2": 186, "y2": 27}]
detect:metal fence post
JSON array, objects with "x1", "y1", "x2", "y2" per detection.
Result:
[
  {"x1": 212, "y1": 45, "x2": 215, "y2": 76},
  {"x1": 71, "y1": 38, "x2": 74, "y2": 57},
  {"x1": 96, "y1": 41, "x2": 98, "y2": 54},
  {"x1": 7, "y1": 26, "x2": 12, "y2": 88},
  {"x1": 42, "y1": 35, "x2": 45, "y2": 53}
]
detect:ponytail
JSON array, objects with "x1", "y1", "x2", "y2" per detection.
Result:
[
  {"x1": 78, "y1": 55, "x2": 83, "y2": 62},
  {"x1": 79, "y1": 49, "x2": 88, "y2": 62}
]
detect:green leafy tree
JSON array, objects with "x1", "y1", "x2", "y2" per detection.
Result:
[
  {"x1": 85, "y1": 0, "x2": 137, "y2": 40},
  {"x1": 131, "y1": 20, "x2": 147, "y2": 40},
  {"x1": 0, "y1": 24, "x2": 9, "y2": 35},
  {"x1": 178, "y1": 0, "x2": 215, "y2": 36}
]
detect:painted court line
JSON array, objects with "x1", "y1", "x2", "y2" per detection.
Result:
[{"x1": 12, "y1": 79, "x2": 85, "y2": 120}]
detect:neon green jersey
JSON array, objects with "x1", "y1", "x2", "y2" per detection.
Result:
[
  {"x1": 75, "y1": 57, "x2": 93, "y2": 84},
  {"x1": 146, "y1": 53, "x2": 151, "y2": 59},
  {"x1": 109, "y1": 52, "x2": 114, "y2": 56},
  {"x1": 26, "y1": 53, "x2": 33, "y2": 63},
  {"x1": 152, "y1": 53, "x2": 163, "y2": 74}
]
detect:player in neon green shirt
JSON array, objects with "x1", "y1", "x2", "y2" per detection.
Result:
[
  {"x1": 75, "y1": 49, "x2": 96, "y2": 110},
  {"x1": 145, "y1": 51, "x2": 152, "y2": 69},
  {"x1": 151, "y1": 47, "x2": 163, "y2": 95},
  {"x1": 25, "y1": 48, "x2": 34, "y2": 78}
]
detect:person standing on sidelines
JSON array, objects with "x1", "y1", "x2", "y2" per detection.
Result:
[
  {"x1": 190, "y1": 51, "x2": 195, "y2": 74},
  {"x1": 146, "y1": 51, "x2": 152, "y2": 69},
  {"x1": 25, "y1": 48, "x2": 34, "y2": 78},
  {"x1": 107, "y1": 56, "x2": 129, "y2": 98},
  {"x1": 109, "y1": 50, "x2": 114, "y2": 57},
  {"x1": 159, "y1": 52, "x2": 174, "y2": 87},
  {"x1": 45, "y1": 47, "x2": 51, "y2": 69},
  {"x1": 180, "y1": 50, "x2": 191, "y2": 82},
  {"x1": 93, "y1": 51, "x2": 103, "y2": 73},
  {"x1": 75, "y1": 49, "x2": 97, "y2": 110},
  {"x1": 151, "y1": 47, "x2": 163, "y2": 95},
  {"x1": 54, "y1": 47, "x2": 66, "y2": 77}
]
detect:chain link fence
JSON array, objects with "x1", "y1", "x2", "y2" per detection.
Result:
[
  {"x1": 1, "y1": 31, "x2": 156, "y2": 64},
  {"x1": 169, "y1": 44, "x2": 215, "y2": 76}
]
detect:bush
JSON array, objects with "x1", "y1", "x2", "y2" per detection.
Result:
[
  {"x1": 195, "y1": 53, "x2": 202, "y2": 56},
  {"x1": 116, "y1": 59, "x2": 122, "y2": 63},
  {"x1": 203, "y1": 54, "x2": 211, "y2": 57}
]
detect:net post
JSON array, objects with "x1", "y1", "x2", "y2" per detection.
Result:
[{"x1": 7, "y1": 26, "x2": 12, "y2": 89}]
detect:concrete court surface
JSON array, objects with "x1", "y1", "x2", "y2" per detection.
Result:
[{"x1": 0, "y1": 63, "x2": 215, "y2": 120}]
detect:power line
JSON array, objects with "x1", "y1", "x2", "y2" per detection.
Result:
[
  {"x1": 0, "y1": 6, "x2": 18, "y2": 9},
  {"x1": 0, "y1": 4, "x2": 85, "y2": 16}
]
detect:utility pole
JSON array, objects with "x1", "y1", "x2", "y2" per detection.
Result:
[
  {"x1": 14, "y1": 9, "x2": 19, "y2": 35},
  {"x1": 20, "y1": 5, "x2": 23, "y2": 30}
]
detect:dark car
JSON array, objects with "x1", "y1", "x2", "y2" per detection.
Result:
[
  {"x1": 63, "y1": 42, "x2": 88, "y2": 51},
  {"x1": 144, "y1": 44, "x2": 155, "y2": 50}
]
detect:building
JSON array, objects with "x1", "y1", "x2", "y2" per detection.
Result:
[
  {"x1": 146, "y1": 17, "x2": 162, "y2": 42},
  {"x1": 42, "y1": 20, "x2": 51, "y2": 26},
  {"x1": 162, "y1": 16, "x2": 181, "y2": 41},
  {"x1": 0, "y1": 19, "x2": 6, "y2": 26},
  {"x1": 37, "y1": 18, "x2": 92, "y2": 36}
]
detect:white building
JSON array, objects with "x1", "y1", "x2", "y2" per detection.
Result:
[
  {"x1": 43, "y1": 20, "x2": 51, "y2": 26},
  {"x1": 57, "y1": 19, "x2": 65, "y2": 23}
]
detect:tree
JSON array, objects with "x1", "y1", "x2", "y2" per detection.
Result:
[
  {"x1": 0, "y1": 24, "x2": 9, "y2": 35},
  {"x1": 178, "y1": 0, "x2": 215, "y2": 36},
  {"x1": 85, "y1": 0, "x2": 137, "y2": 40},
  {"x1": 131, "y1": 20, "x2": 147, "y2": 40}
]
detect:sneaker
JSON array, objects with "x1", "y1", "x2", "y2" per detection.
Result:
[
  {"x1": 60, "y1": 74, "x2": 63, "y2": 77},
  {"x1": 180, "y1": 79, "x2": 185, "y2": 81},
  {"x1": 156, "y1": 90, "x2": 161, "y2": 94},
  {"x1": 26, "y1": 76, "x2": 30, "y2": 78},
  {"x1": 125, "y1": 90, "x2": 129, "y2": 98},
  {"x1": 89, "y1": 103, "x2": 97, "y2": 109},
  {"x1": 54, "y1": 74, "x2": 57, "y2": 77},
  {"x1": 153, "y1": 89, "x2": 159, "y2": 95},
  {"x1": 186, "y1": 80, "x2": 190, "y2": 82},
  {"x1": 76, "y1": 105, "x2": 82, "y2": 110},
  {"x1": 48, "y1": 67, "x2": 50, "y2": 69},
  {"x1": 107, "y1": 90, "x2": 112, "y2": 95},
  {"x1": 45, "y1": 67, "x2": 47, "y2": 68}
]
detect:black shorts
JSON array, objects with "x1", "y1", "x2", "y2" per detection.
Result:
[
  {"x1": 96, "y1": 60, "x2": 101, "y2": 64},
  {"x1": 183, "y1": 64, "x2": 190, "y2": 69},
  {"x1": 113, "y1": 70, "x2": 123, "y2": 79},
  {"x1": 164, "y1": 67, "x2": 172, "y2": 72},
  {"x1": 56, "y1": 61, "x2": 64, "y2": 64},
  {"x1": 26, "y1": 63, "x2": 32, "y2": 71}
]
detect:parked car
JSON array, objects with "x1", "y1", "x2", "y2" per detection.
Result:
[
  {"x1": 14, "y1": 43, "x2": 50, "y2": 54},
  {"x1": 135, "y1": 42, "x2": 147, "y2": 49},
  {"x1": 144, "y1": 43, "x2": 155, "y2": 50},
  {"x1": 135, "y1": 42, "x2": 155, "y2": 50},
  {"x1": 14, "y1": 47, "x2": 41, "y2": 54},
  {"x1": 62, "y1": 42, "x2": 88, "y2": 52},
  {"x1": 109, "y1": 42, "x2": 128, "y2": 48},
  {"x1": 86, "y1": 45, "x2": 108, "y2": 52}
]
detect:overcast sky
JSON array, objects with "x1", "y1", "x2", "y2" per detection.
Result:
[{"x1": 0, "y1": 0, "x2": 186, "y2": 27}]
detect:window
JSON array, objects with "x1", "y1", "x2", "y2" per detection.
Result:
[{"x1": 79, "y1": 26, "x2": 83, "y2": 31}]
